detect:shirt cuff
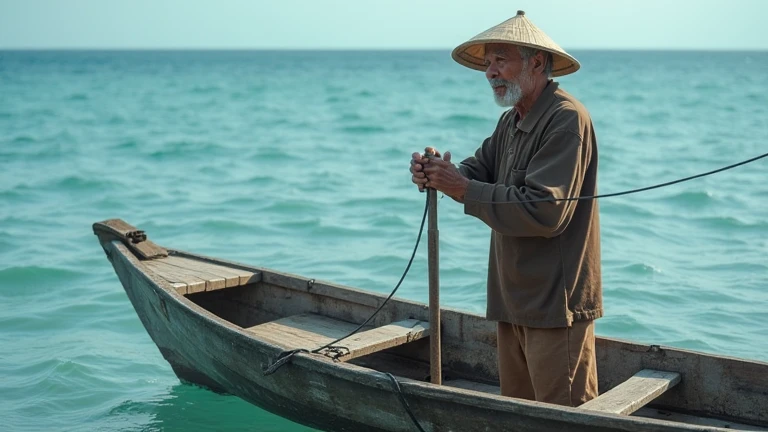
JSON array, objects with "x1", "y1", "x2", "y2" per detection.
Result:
[
  {"x1": 457, "y1": 164, "x2": 468, "y2": 178},
  {"x1": 463, "y1": 180, "x2": 485, "y2": 217}
]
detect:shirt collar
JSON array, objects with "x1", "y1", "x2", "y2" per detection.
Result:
[{"x1": 516, "y1": 80, "x2": 559, "y2": 133}]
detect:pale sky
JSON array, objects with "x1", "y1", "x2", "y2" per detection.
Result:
[{"x1": 1, "y1": 0, "x2": 766, "y2": 50}]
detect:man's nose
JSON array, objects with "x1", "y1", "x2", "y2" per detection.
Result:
[{"x1": 485, "y1": 64, "x2": 497, "y2": 80}]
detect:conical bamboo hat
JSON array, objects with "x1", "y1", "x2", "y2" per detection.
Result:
[{"x1": 451, "y1": 10, "x2": 580, "y2": 77}]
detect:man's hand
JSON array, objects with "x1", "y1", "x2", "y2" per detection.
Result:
[
  {"x1": 422, "y1": 151, "x2": 469, "y2": 202},
  {"x1": 410, "y1": 151, "x2": 434, "y2": 193}
]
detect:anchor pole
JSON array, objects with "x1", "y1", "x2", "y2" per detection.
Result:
[{"x1": 425, "y1": 148, "x2": 441, "y2": 385}]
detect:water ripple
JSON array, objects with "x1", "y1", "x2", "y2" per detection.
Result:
[{"x1": 0, "y1": 266, "x2": 86, "y2": 295}]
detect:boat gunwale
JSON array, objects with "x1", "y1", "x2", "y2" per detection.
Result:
[
  {"x1": 106, "y1": 240, "x2": 757, "y2": 431},
  {"x1": 169, "y1": 247, "x2": 768, "y2": 369}
]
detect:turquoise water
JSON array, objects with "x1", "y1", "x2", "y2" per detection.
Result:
[{"x1": 1, "y1": 50, "x2": 767, "y2": 431}]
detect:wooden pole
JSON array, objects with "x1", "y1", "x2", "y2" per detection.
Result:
[{"x1": 425, "y1": 148, "x2": 441, "y2": 385}]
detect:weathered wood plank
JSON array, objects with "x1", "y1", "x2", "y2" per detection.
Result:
[
  {"x1": 169, "y1": 250, "x2": 265, "y2": 283},
  {"x1": 142, "y1": 263, "x2": 189, "y2": 295},
  {"x1": 319, "y1": 319, "x2": 429, "y2": 362},
  {"x1": 245, "y1": 313, "x2": 365, "y2": 350},
  {"x1": 162, "y1": 255, "x2": 238, "y2": 287},
  {"x1": 260, "y1": 271, "x2": 385, "y2": 309},
  {"x1": 170, "y1": 282, "x2": 187, "y2": 295},
  {"x1": 580, "y1": 369, "x2": 681, "y2": 415},
  {"x1": 245, "y1": 314, "x2": 428, "y2": 362},
  {"x1": 163, "y1": 255, "x2": 258, "y2": 287},
  {"x1": 144, "y1": 260, "x2": 206, "y2": 293},
  {"x1": 146, "y1": 259, "x2": 226, "y2": 291}
]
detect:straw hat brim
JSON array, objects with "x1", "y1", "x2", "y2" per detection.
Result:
[
  {"x1": 451, "y1": 12, "x2": 580, "y2": 77},
  {"x1": 452, "y1": 40, "x2": 580, "y2": 77}
]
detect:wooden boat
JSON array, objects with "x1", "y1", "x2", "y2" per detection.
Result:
[{"x1": 94, "y1": 219, "x2": 768, "y2": 432}]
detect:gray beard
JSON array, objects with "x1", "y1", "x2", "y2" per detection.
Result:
[{"x1": 488, "y1": 78, "x2": 523, "y2": 107}]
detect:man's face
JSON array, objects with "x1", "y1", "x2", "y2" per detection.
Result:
[{"x1": 484, "y1": 44, "x2": 531, "y2": 107}]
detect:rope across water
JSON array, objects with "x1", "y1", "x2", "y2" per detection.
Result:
[{"x1": 472, "y1": 151, "x2": 768, "y2": 205}]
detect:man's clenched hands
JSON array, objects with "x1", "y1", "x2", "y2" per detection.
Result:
[{"x1": 410, "y1": 148, "x2": 468, "y2": 202}]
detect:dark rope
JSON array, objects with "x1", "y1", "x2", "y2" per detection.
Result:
[
  {"x1": 262, "y1": 349, "x2": 309, "y2": 376},
  {"x1": 473, "y1": 151, "x2": 768, "y2": 205},
  {"x1": 386, "y1": 373, "x2": 427, "y2": 432},
  {"x1": 263, "y1": 195, "x2": 430, "y2": 376},
  {"x1": 311, "y1": 195, "x2": 428, "y2": 353}
]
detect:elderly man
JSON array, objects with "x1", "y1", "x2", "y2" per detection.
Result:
[{"x1": 410, "y1": 11, "x2": 602, "y2": 407}]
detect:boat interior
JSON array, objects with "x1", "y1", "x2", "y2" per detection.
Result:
[{"x1": 142, "y1": 249, "x2": 767, "y2": 431}]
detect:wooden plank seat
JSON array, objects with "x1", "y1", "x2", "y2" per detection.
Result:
[
  {"x1": 145, "y1": 255, "x2": 259, "y2": 295},
  {"x1": 442, "y1": 378, "x2": 766, "y2": 430},
  {"x1": 246, "y1": 313, "x2": 430, "y2": 362},
  {"x1": 580, "y1": 369, "x2": 681, "y2": 415}
]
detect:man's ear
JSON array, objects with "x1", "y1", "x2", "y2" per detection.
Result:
[{"x1": 533, "y1": 51, "x2": 546, "y2": 74}]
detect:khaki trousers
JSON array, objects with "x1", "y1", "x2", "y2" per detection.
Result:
[{"x1": 497, "y1": 320, "x2": 598, "y2": 407}]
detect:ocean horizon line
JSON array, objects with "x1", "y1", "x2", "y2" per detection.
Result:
[{"x1": 2, "y1": 47, "x2": 767, "y2": 53}]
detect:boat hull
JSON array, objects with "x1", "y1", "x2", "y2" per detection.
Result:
[{"x1": 101, "y1": 239, "x2": 766, "y2": 432}]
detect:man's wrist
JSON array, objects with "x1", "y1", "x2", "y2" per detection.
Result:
[{"x1": 454, "y1": 176, "x2": 469, "y2": 202}]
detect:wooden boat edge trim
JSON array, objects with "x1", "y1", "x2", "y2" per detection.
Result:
[{"x1": 169, "y1": 247, "x2": 768, "y2": 369}]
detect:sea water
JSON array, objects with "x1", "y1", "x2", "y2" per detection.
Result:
[{"x1": 1, "y1": 50, "x2": 767, "y2": 431}]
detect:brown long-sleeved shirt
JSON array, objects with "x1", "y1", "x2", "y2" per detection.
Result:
[{"x1": 459, "y1": 81, "x2": 602, "y2": 328}]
